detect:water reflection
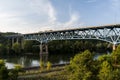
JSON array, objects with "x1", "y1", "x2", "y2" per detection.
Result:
[
  {"x1": 94, "y1": 51, "x2": 110, "y2": 60},
  {"x1": 40, "y1": 54, "x2": 48, "y2": 63},
  {"x1": 0, "y1": 53, "x2": 74, "y2": 69},
  {"x1": 6, "y1": 63, "x2": 14, "y2": 69}
]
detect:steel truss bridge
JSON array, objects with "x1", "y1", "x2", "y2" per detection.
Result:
[
  {"x1": 6, "y1": 24, "x2": 120, "y2": 54},
  {"x1": 24, "y1": 24, "x2": 120, "y2": 45}
]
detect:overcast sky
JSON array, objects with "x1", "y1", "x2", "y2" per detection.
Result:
[{"x1": 0, "y1": 0, "x2": 120, "y2": 33}]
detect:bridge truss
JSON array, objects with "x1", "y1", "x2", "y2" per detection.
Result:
[
  {"x1": 5, "y1": 24, "x2": 120, "y2": 54},
  {"x1": 24, "y1": 24, "x2": 120, "y2": 45}
]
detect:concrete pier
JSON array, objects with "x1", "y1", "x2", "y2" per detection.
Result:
[
  {"x1": 39, "y1": 43, "x2": 48, "y2": 62},
  {"x1": 113, "y1": 44, "x2": 116, "y2": 51}
]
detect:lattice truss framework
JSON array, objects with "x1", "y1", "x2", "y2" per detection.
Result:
[{"x1": 24, "y1": 26, "x2": 120, "y2": 45}]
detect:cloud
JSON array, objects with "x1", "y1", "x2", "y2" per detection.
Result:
[
  {"x1": 64, "y1": 12, "x2": 81, "y2": 28},
  {"x1": 29, "y1": 0, "x2": 57, "y2": 22},
  {"x1": 0, "y1": 0, "x2": 82, "y2": 33},
  {"x1": 48, "y1": 3, "x2": 57, "y2": 23},
  {"x1": 24, "y1": 0, "x2": 82, "y2": 32},
  {"x1": 66, "y1": 4, "x2": 80, "y2": 27},
  {"x1": 38, "y1": 6, "x2": 82, "y2": 31}
]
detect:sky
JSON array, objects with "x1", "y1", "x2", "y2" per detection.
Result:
[{"x1": 0, "y1": 0, "x2": 120, "y2": 33}]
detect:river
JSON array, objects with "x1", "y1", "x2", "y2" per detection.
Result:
[
  {"x1": 0, "y1": 52, "x2": 109, "y2": 69},
  {"x1": 0, "y1": 53, "x2": 73, "y2": 69}
]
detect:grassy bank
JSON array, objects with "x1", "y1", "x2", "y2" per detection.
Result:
[{"x1": 18, "y1": 66, "x2": 68, "y2": 80}]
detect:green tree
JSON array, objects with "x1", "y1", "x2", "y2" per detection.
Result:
[
  {"x1": 98, "y1": 54, "x2": 111, "y2": 64},
  {"x1": 23, "y1": 40, "x2": 33, "y2": 52},
  {"x1": 14, "y1": 64, "x2": 23, "y2": 71},
  {"x1": 0, "y1": 44, "x2": 7, "y2": 54},
  {"x1": 111, "y1": 45, "x2": 120, "y2": 65},
  {"x1": 12, "y1": 42, "x2": 21, "y2": 53},
  {"x1": 66, "y1": 50, "x2": 95, "y2": 80},
  {"x1": 0, "y1": 60, "x2": 9, "y2": 80},
  {"x1": 11, "y1": 64, "x2": 23, "y2": 80},
  {"x1": 8, "y1": 64, "x2": 23, "y2": 80},
  {"x1": 112, "y1": 69, "x2": 120, "y2": 80},
  {"x1": 98, "y1": 61, "x2": 113, "y2": 80}
]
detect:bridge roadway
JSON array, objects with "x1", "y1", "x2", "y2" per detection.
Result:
[{"x1": 6, "y1": 24, "x2": 120, "y2": 52}]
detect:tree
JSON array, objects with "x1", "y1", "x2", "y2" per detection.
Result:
[
  {"x1": 98, "y1": 54, "x2": 111, "y2": 64},
  {"x1": 98, "y1": 61, "x2": 113, "y2": 80},
  {"x1": 12, "y1": 42, "x2": 21, "y2": 53},
  {"x1": 0, "y1": 59, "x2": 22, "y2": 80},
  {"x1": 0, "y1": 60, "x2": 9, "y2": 80},
  {"x1": 112, "y1": 69, "x2": 120, "y2": 80},
  {"x1": 23, "y1": 40, "x2": 33, "y2": 52},
  {"x1": 0, "y1": 44, "x2": 7, "y2": 54},
  {"x1": 66, "y1": 50, "x2": 95, "y2": 80},
  {"x1": 111, "y1": 45, "x2": 120, "y2": 65},
  {"x1": 10, "y1": 64, "x2": 23, "y2": 80},
  {"x1": 0, "y1": 35, "x2": 7, "y2": 45},
  {"x1": 97, "y1": 45, "x2": 120, "y2": 80}
]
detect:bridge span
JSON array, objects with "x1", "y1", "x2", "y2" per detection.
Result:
[{"x1": 6, "y1": 24, "x2": 120, "y2": 54}]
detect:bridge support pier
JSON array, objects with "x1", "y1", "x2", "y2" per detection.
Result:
[
  {"x1": 39, "y1": 43, "x2": 48, "y2": 62},
  {"x1": 113, "y1": 44, "x2": 117, "y2": 51},
  {"x1": 10, "y1": 37, "x2": 23, "y2": 50}
]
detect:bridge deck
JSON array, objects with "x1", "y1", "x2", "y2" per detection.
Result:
[
  {"x1": 5, "y1": 24, "x2": 120, "y2": 44},
  {"x1": 24, "y1": 24, "x2": 120, "y2": 35}
]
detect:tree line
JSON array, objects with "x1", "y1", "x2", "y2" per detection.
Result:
[
  {"x1": 66, "y1": 45, "x2": 120, "y2": 80},
  {"x1": 0, "y1": 32, "x2": 112, "y2": 55}
]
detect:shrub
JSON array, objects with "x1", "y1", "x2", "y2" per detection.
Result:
[
  {"x1": 47, "y1": 61, "x2": 52, "y2": 70},
  {"x1": 40, "y1": 60, "x2": 44, "y2": 71}
]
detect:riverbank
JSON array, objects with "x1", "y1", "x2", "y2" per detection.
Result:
[
  {"x1": 18, "y1": 64, "x2": 68, "y2": 80},
  {"x1": 21, "y1": 63, "x2": 69, "y2": 71}
]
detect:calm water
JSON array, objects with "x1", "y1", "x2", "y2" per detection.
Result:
[
  {"x1": 0, "y1": 52, "x2": 109, "y2": 69},
  {"x1": 0, "y1": 53, "x2": 73, "y2": 69}
]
